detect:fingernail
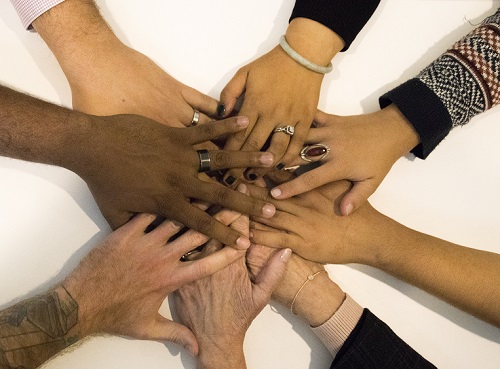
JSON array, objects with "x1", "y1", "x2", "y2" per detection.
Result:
[
  {"x1": 225, "y1": 176, "x2": 236, "y2": 185},
  {"x1": 345, "y1": 203, "x2": 353, "y2": 216},
  {"x1": 280, "y1": 248, "x2": 292, "y2": 262},
  {"x1": 262, "y1": 203, "x2": 276, "y2": 218},
  {"x1": 217, "y1": 103, "x2": 226, "y2": 118},
  {"x1": 276, "y1": 162, "x2": 285, "y2": 170},
  {"x1": 247, "y1": 173, "x2": 258, "y2": 181},
  {"x1": 249, "y1": 230, "x2": 254, "y2": 239},
  {"x1": 236, "y1": 116, "x2": 249, "y2": 127},
  {"x1": 259, "y1": 153, "x2": 274, "y2": 166},
  {"x1": 270, "y1": 188, "x2": 282, "y2": 198},
  {"x1": 184, "y1": 344, "x2": 196, "y2": 356},
  {"x1": 237, "y1": 183, "x2": 247, "y2": 193},
  {"x1": 237, "y1": 236, "x2": 251, "y2": 249}
]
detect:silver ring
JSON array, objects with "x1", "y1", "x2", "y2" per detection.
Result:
[
  {"x1": 190, "y1": 109, "x2": 200, "y2": 126},
  {"x1": 197, "y1": 149, "x2": 211, "y2": 172},
  {"x1": 273, "y1": 125, "x2": 295, "y2": 136},
  {"x1": 300, "y1": 144, "x2": 330, "y2": 162}
]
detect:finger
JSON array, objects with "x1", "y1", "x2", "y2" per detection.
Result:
[
  {"x1": 184, "y1": 86, "x2": 221, "y2": 118},
  {"x1": 190, "y1": 181, "x2": 276, "y2": 220},
  {"x1": 104, "y1": 208, "x2": 135, "y2": 230},
  {"x1": 245, "y1": 126, "x2": 291, "y2": 181},
  {"x1": 181, "y1": 245, "x2": 246, "y2": 281},
  {"x1": 152, "y1": 317, "x2": 198, "y2": 356},
  {"x1": 145, "y1": 218, "x2": 184, "y2": 244},
  {"x1": 270, "y1": 166, "x2": 344, "y2": 199},
  {"x1": 164, "y1": 200, "x2": 250, "y2": 247},
  {"x1": 313, "y1": 110, "x2": 339, "y2": 128},
  {"x1": 220, "y1": 68, "x2": 248, "y2": 115},
  {"x1": 206, "y1": 150, "x2": 274, "y2": 171},
  {"x1": 118, "y1": 213, "x2": 157, "y2": 235},
  {"x1": 277, "y1": 121, "x2": 310, "y2": 170},
  {"x1": 340, "y1": 180, "x2": 378, "y2": 216},
  {"x1": 252, "y1": 248, "x2": 291, "y2": 304},
  {"x1": 250, "y1": 228, "x2": 301, "y2": 250},
  {"x1": 187, "y1": 116, "x2": 250, "y2": 144}
]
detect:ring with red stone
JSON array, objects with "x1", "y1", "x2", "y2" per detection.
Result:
[{"x1": 299, "y1": 144, "x2": 330, "y2": 162}]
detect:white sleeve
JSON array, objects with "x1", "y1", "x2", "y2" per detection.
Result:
[{"x1": 9, "y1": 0, "x2": 66, "y2": 30}]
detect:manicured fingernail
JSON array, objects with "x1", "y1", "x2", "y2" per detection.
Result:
[
  {"x1": 262, "y1": 203, "x2": 276, "y2": 218},
  {"x1": 270, "y1": 188, "x2": 282, "y2": 198},
  {"x1": 237, "y1": 236, "x2": 251, "y2": 249},
  {"x1": 276, "y1": 162, "x2": 285, "y2": 170},
  {"x1": 236, "y1": 116, "x2": 249, "y2": 127},
  {"x1": 247, "y1": 173, "x2": 258, "y2": 181},
  {"x1": 259, "y1": 153, "x2": 274, "y2": 166},
  {"x1": 237, "y1": 183, "x2": 247, "y2": 193},
  {"x1": 345, "y1": 203, "x2": 353, "y2": 216},
  {"x1": 225, "y1": 176, "x2": 236, "y2": 185},
  {"x1": 217, "y1": 103, "x2": 226, "y2": 118},
  {"x1": 280, "y1": 248, "x2": 292, "y2": 262}
]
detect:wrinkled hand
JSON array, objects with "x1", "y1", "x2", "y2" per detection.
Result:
[
  {"x1": 173, "y1": 202, "x2": 290, "y2": 365},
  {"x1": 63, "y1": 208, "x2": 249, "y2": 354},
  {"x1": 68, "y1": 42, "x2": 222, "y2": 128},
  {"x1": 246, "y1": 173, "x2": 383, "y2": 264},
  {"x1": 271, "y1": 105, "x2": 420, "y2": 215},
  {"x1": 73, "y1": 114, "x2": 277, "y2": 245},
  {"x1": 220, "y1": 45, "x2": 323, "y2": 184}
]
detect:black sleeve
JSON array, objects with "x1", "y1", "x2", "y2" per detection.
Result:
[
  {"x1": 330, "y1": 309, "x2": 436, "y2": 369},
  {"x1": 290, "y1": 0, "x2": 381, "y2": 51}
]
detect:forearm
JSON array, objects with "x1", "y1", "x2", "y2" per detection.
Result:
[
  {"x1": 380, "y1": 7, "x2": 500, "y2": 158},
  {"x1": 0, "y1": 84, "x2": 91, "y2": 171},
  {"x1": 32, "y1": 0, "x2": 122, "y2": 86},
  {"x1": 364, "y1": 213, "x2": 500, "y2": 326},
  {"x1": 0, "y1": 286, "x2": 81, "y2": 369}
]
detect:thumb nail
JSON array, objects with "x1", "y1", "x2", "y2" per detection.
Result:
[
  {"x1": 184, "y1": 344, "x2": 197, "y2": 356},
  {"x1": 344, "y1": 203, "x2": 353, "y2": 216}
]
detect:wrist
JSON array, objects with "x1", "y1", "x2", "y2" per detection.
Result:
[
  {"x1": 197, "y1": 338, "x2": 246, "y2": 369},
  {"x1": 285, "y1": 18, "x2": 344, "y2": 67},
  {"x1": 374, "y1": 104, "x2": 420, "y2": 159}
]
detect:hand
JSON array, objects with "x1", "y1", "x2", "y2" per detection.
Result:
[
  {"x1": 62, "y1": 208, "x2": 250, "y2": 354},
  {"x1": 70, "y1": 42, "x2": 223, "y2": 127},
  {"x1": 247, "y1": 243, "x2": 345, "y2": 327},
  {"x1": 71, "y1": 114, "x2": 277, "y2": 245},
  {"x1": 270, "y1": 105, "x2": 420, "y2": 215},
  {"x1": 33, "y1": 0, "x2": 222, "y2": 128},
  {"x1": 173, "y1": 202, "x2": 291, "y2": 367},
  {"x1": 246, "y1": 174, "x2": 384, "y2": 264},
  {"x1": 220, "y1": 19, "x2": 344, "y2": 185}
]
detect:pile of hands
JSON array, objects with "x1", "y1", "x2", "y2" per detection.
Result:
[{"x1": 36, "y1": 4, "x2": 419, "y2": 362}]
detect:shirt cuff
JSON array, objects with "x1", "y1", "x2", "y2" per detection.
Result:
[
  {"x1": 9, "y1": 0, "x2": 65, "y2": 30},
  {"x1": 310, "y1": 294, "x2": 363, "y2": 358}
]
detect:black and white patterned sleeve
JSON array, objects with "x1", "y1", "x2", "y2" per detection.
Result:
[{"x1": 379, "y1": 8, "x2": 500, "y2": 159}]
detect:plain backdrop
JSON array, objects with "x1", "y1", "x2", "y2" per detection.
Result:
[{"x1": 0, "y1": 1, "x2": 499, "y2": 368}]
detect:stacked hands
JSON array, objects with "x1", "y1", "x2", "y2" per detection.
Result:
[{"x1": 3, "y1": 1, "x2": 500, "y2": 368}]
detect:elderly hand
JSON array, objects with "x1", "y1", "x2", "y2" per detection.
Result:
[
  {"x1": 270, "y1": 105, "x2": 420, "y2": 215},
  {"x1": 173, "y1": 198, "x2": 290, "y2": 367},
  {"x1": 63, "y1": 208, "x2": 251, "y2": 355},
  {"x1": 71, "y1": 114, "x2": 277, "y2": 245},
  {"x1": 220, "y1": 19, "x2": 344, "y2": 185}
]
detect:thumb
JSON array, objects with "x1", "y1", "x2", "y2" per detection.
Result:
[
  {"x1": 220, "y1": 68, "x2": 248, "y2": 115},
  {"x1": 152, "y1": 317, "x2": 199, "y2": 356},
  {"x1": 253, "y1": 248, "x2": 291, "y2": 305},
  {"x1": 340, "y1": 180, "x2": 378, "y2": 216}
]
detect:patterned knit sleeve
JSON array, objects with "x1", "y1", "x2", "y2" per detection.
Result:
[
  {"x1": 380, "y1": 8, "x2": 500, "y2": 159},
  {"x1": 290, "y1": 0, "x2": 381, "y2": 51},
  {"x1": 9, "y1": 0, "x2": 65, "y2": 30}
]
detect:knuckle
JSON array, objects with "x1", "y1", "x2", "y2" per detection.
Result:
[
  {"x1": 246, "y1": 138, "x2": 263, "y2": 151},
  {"x1": 209, "y1": 186, "x2": 230, "y2": 205},
  {"x1": 233, "y1": 130, "x2": 248, "y2": 144},
  {"x1": 201, "y1": 122, "x2": 218, "y2": 138},
  {"x1": 300, "y1": 172, "x2": 318, "y2": 189},
  {"x1": 193, "y1": 216, "x2": 214, "y2": 235}
]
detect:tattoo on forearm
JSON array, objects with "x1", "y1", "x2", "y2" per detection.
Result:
[{"x1": 0, "y1": 287, "x2": 78, "y2": 369}]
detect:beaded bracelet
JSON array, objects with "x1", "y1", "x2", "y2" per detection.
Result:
[
  {"x1": 279, "y1": 35, "x2": 333, "y2": 74},
  {"x1": 290, "y1": 270, "x2": 328, "y2": 315}
]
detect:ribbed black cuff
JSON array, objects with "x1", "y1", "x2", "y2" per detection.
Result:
[
  {"x1": 290, "y1": 0, "x2": 380, "y2": 51},
  {"x1": 379, "y1": 79, "x2": 453, "y2": 159}
]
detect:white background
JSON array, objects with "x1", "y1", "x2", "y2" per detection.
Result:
[{"x1": 1, "y1": 0, "x2": 499, "y2": 368}]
